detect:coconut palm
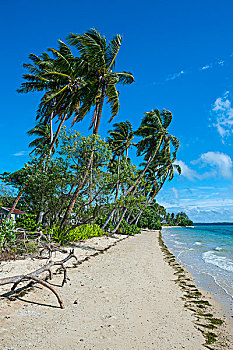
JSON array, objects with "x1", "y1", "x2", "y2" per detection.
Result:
[
  {"x1": 68, "y1": 29, "x2": 135, "y2": 134},
  {"x1": 121, "y1": 109, "x2": 179, "y2": 198},
  {"x1": 61, "y1": 30, "x2": 135, "y2": 227},
  {"x1": 107, "y1": 121, "x2": 135, "y2": 159},
  {"x1": 7, "y1": 29, "x2": 135, "y2": 226},
  {"x1": 111, "y1": 109, "x2": 180, "y2": 233},
  {"x1": 5, "y1": 48, "x2": 75, "y2": 220},
  {"x1": 27, "y1": 122, "x2": 58, "y2": 156},
  {"x1": 107, "y1": 121, "x2": 135, "y2": 199}
]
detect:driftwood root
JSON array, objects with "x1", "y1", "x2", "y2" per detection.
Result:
[{"x1": 0, "y1": 249, "x2": 77, "y2": 309}]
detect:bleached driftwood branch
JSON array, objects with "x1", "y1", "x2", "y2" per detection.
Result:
[{"x1": 0, "y1": 249, "x2": 77, "y2": 309}]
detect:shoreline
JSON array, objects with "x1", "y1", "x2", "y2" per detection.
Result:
[
  {"x1": 0, "y1": 230, "x2": 232, "y2": 349},
  {"x1": 162, "y1": 225, "x2": 233, "y2": 322},
  {"x1": 159, "y1": 229, "x2": 233, "y2": 349}
]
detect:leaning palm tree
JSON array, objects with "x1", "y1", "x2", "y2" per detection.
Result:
[
  {"x1": 111, "y1": 109, "x2": 180, "y2": 233},
  {"x1": 68, "y1": 29, "x2": 135, "y2": 134},
  {"x1": 27, "y1": 122, "x2": 59, "y2": 156},
  {"x1": 107, "y1": 121, "x2": 135, "y2": 200},
  {"x1": 123, "y1": 109, "x2": 179, "y2": 197},
  {"x1": 5, "y1": 48, "x2": 77, "y2": 220},
  {"x1": 6, "y1": 29, "x2": 134, "y2": 226},
  {"x1": 130, "y1": 153, "x2": 181, "y2": 225},
  {"x1": 61, "y1": 30, "x2": 135, "y2": 227},
  {"x1": 107, "y1": 121, "x2": 135, "y2": 159}
]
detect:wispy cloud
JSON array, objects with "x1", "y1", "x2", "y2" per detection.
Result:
[
  {"x1": 198, "y1": 151, "x2": 232, "y2": 179},
  {"x1": 13, "y1": 151, "x2": 28, "y2": 156},
  {"x1": 166, "y1": 70, "x2": 184, "y2": 81},
  {"x1": 152, "y1": 52, "x2": 231, "y2": 85},
  {"x1": 159, "y1": 53, "x2": 230, "y2": 84},
  {"x1": 175, "y1": 160, "x2": 201, "y2": 180},
  {"x1": 176, "y1": 152, "x2": 232, "y2": 181},
  {"x1": 218, "y1": 60, "x2": 224, "y2": 66},
  {"x1": 157, "y1": 185, "x2": 233, "y2": 222},
  {"x1": 201, "y1": 64, "x2": 211, "y2": 70},
  {"x1": 211, "y1": 91, "x2": 233, "y2": 140},
  {"x1": 171, "y1": 187, "x2": 179, "y2": 199}
]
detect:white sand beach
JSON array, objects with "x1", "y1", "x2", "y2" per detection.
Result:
[{"x1": 0, "y1": 230, "x2": 232, "y2": 349}]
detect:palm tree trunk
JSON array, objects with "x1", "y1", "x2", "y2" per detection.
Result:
[
  {"x1": 124, "y1": 137, "x2": 163, "y2": 197},
  {"x1": 115, "y1": 155, "x2": 121, "y2": 202},
  {"x1": 111, "y1": 207, "x2": 128, "y2": 233},
  {"x1": 101, "y1": 208, "x2": 116, "y2": 230},
  {"x1": 49, "y1": 114, "x2": 53, "y2": 157},
  {"x1": 93, "y1": 85, "x2": 105, "y2": 135},
  {"x1": 60, "y1": 149, "x2": 94, "y2": 228}
]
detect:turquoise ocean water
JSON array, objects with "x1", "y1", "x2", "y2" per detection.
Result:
[{"x1": 162, "y1": 225, "x2": 233, "y2": 317}]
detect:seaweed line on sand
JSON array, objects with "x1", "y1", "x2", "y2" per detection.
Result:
[{"x1": 158, "y1": 231, "x2": 230, "y2": 350}]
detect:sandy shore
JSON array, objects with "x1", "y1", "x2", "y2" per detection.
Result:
[{"x1": 0, "y1": 230, "x2": 232, "y2": 349}]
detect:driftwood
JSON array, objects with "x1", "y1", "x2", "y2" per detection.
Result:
[
  {"x1": 0, "y1": 249, "x2": 77, "y2": 309},
  {"x1": 13, "y1": 228, "x2": 68, "y2": 259}
]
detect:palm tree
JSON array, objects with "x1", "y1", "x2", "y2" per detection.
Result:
[
  {"x1": 111, "y1": 109, "x2": 180, "y2": 233},
  {"x1": 68, "y1": 29, "x2": 135, "y2": 134},
  {"x1": 6, "y1": 29, "x2": 134, "y2": 226},
  {"x1": 5, "y1": 48, "x2": 75, "y2": 220},
  {"x1": 27, "y1": 122, "x2": 58, "y2": 156},
  {"x1": 121, "y1": 109, "x2": 178, "y2": 198},
  {"x1": 107, "y1": 121, "x2": 135, "y2": 198},
  {"x1": 107, "y1": 121, "x2": 135, "y2": 158},
  {"x1": 61, "y1": 30, "x2": 134, "y2": 227}
]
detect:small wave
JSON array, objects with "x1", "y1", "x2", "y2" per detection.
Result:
[
  {"x1": 174, "y1": 240, "x2": 185, "y2": 245},
  {"x1": 189, "y1": 248, "x2": 195, "y2": 251},
  {"x1": 203, "y1": 251, "x2": 233, "y2": 272},
  {"x1": 215, "y1": 247, "x2": 223, "y2": 251},
  {"x1": 195, "y1": 241, "x2": 202, "y2": 246}
]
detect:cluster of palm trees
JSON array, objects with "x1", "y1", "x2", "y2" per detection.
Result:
[
  {"x1": 7, "y1": 28, "x2": 134, "y2": 220},
  {"x1": 4, "y1": 28, "x2": 181, "y2": 232}
]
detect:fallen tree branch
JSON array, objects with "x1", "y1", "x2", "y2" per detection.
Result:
[{"x1": 0, "y1": 249, "x2": 77, "y2": 309}]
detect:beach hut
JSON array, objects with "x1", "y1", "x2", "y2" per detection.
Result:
[{"x1": 0, "y1": 207, "x2": 26, "y2": 222}]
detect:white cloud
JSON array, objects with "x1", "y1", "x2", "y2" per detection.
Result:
[
  {"x1": 175, "y1": 160, "x2": 200, "y2": 180},
  {"x1": 199, "y1": 151, "x2": 232, "y2": 179},
  {"x1": 201, "y1": 65, "x2": 210, "y2": 70},
  {"x1": 166, "y1": 70, "x2": 184, "y2": 81},
  {"x1": 211, "y1": 91, "x2": 233, "y2": 140},
  {"x1": 218, "y1": 60, "x2": 224, "y2": 66},
  {"x1": 13, "y1": 151, "x2": 28, "y2": 156},
  {"x1": 171, "y1": 187, "x2": 179, "y2": 199}
]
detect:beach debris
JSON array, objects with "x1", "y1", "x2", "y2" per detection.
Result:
[
  {"x1": 158, "y1": 231, "x2": 229, "y2": 349},
  {"x1": 0, "y1": 249, "x2": 77, "y2": 309}
]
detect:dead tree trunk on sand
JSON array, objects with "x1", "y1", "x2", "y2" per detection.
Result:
[{"x1": 0, "y1": 249, "x2": 77, "y2": 309}]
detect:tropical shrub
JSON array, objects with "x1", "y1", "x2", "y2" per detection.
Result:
[
  {"x1": 66, "y1": 224, "x2": 105, "y2": 241},
  {"x1": 137, "y1": 208, "x2": 162, "y2": 230},
  {"x1": 16, "y1": 214, "x2": 41, "y2": 231},
  {"x1": 48, "y1": 225, "x2": 69, "y2": 244},
  {"x1": 147, "y1": 220, "x2": 162, "y2": 230},
  {"x1": 95, "y1": 215, "x2": 114, "y2": 232},
  {"x1": 0, "y1": 219, "x2": 16, "y2": 250},
  {"x1": 117, "y1": 220, "x2": 141, "y2": 235}
]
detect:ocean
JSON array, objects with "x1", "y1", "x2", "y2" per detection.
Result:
[{"x1": 162, "y1": 225, "x2": 233, "y2": 317}]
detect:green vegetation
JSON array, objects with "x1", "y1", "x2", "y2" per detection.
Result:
[
  {"x1": 163, "y1": 211, "x2": 193, "y2": 226},
  {"x1": 66, "y1": 224, "x2": 105, "y2": 241},
  {"x1": 0, "y1": 220, "x2": 16, "y2": 251},
  {"x1": 16, "y1": 214, "x2": 41, "y2": 231},
  {"x1": 0, "y1": 27, "x2": 192, "y2": 257}
]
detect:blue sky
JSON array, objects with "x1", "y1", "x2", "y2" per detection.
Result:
[{"x1": 1, "y1": 0, "x2": 233, "y2": 222}]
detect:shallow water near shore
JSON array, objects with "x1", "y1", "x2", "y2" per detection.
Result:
[{"x1": 162, "y1": 225, "x2": 233, "y2": 318}]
